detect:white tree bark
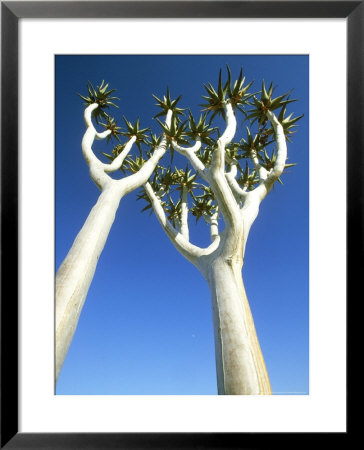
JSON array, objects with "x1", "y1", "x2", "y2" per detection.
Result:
[
  {"x1": 145, "y1": 103, "x2": 288, "y2": 394},
  {"x1": 199, "y1": 254, "x2": 271, "y2": 394},
  {"x1": 55, "y1": 104, "x2": 172, "y2": 382},
  {"x1": 55, "y1": 184, "x2": 122, "y2": 381}
]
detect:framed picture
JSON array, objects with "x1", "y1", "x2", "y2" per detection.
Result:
[{"x1": 1, "y1": 1, "x2": 357, "y2": 448}]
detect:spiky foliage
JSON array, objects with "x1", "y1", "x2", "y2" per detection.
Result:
[
  {"x1": 156, "y1": 115, "x2": 188, "y2": 145},
  {"x1": 266, "y1": 104, "x2": 304, "y2": 143},
  {"x1": 100, "y1": 116, "x2": 122, "y2": 143},
  {"x1": 245, "y1": 80, "x2": 297, "y2": 126},
  {"x1": 258, "y1": 148, "x2": 297, "y2": 185},
  {"x1": 186, "y1": 111, "x2": 217, "y2": 146},
  {"x1": 136, "y1": 173, "x2": 165, "y2": 214},
  {"x1": 135, "y1": 68, "x2": 303, "y2": 236},
  {"x1": 196, "y1": 146, "x2": 213, "y2": 166},
  {"x1": 239, "y1": 127, "x2": 266, "y2": 158},
  {"x1": 125, "y1": 154, "x2": 147, "y2": 174},
  {"x1": 152, "y1": 87, "x2": 185, "y2": 119},
  {"x1": 190, "y1": 197, "x2": 216, "y2": 223},
  {"x1": 190, "y1": 185, "x2": 217, "y2": 223},
  {"x1": 77, "y1": 70, "x2": 302, "y2": 237},
  {"x1": 155, "y1": 115, "x2": 189, "y2": 163},
  {"x1": 237, "y1": 161, "x2": 260, "y2": 191},
  {"x1": 121, "y1": 117, "x2": 150, "y2": 153},
  {"x1": 174, "y1": 165, "x2": 200, "y2": 195},
  {"x1": 78, "y1": 80, "x2": 119, "y2": 122},
  {"x1": 225, "y1": 66, "x2": 255, "y2": 114},
  {"x1": 200, "y1": 66, "x2": 255, "y2": 121},
  {"x1": 200, "y1": 69, "x2": 228, "y2": 121},
  {"x1": 165, "y1": 196, "x2": 182, "y2": 228},
  {"x1": 148, "y1": 133, "x2": 163, "y2": 151}
]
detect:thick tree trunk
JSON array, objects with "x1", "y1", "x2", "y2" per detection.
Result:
[
  {"x1": 204, "y1": 257, "x2": 271, "y2": 395},
  {"x1": 55, "y1": 184, "x2": 122, "y2": 381}
]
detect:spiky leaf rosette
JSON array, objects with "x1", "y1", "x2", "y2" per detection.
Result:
[
  {"x1": 196, "y1": 146, "x2": 213, "y2": 166},
  {"x1": 186, "y1": 111, "x2": 217, "y2": 146},
  {"x1": 190, "y1": 197, "x2": 216, "y2": 223},
  {"x1": 200, "y1": 69, "x2": 228, "y2": 121},
  {"x1": 156, "y1": 116, "x2": 189, "y2": 163},
  {"x1": 78, "y1": 80, "x2": 119, "y2": 122},
  {"x1": 200, "y1": 67, "x2": 255, "y2": 121},
  {"x1": 245, "y1": 80, "x2": 297, "y2": 126},
  {"x1": 265, "y1": 104, "x2": 304, "y2": 143},
  {"x1": 165, "y1": 196, "x2": 182, "y2": 228},
  {"x1": 125, "y1": 154, "x2": 147, "y2": 174},
  {"x1": 174, "y1": 165, "x2": 200, "y2": 196},
  {"x1": 111, "y1": 143, "x2": 126, "y2": 157},
  {"x1": 258, "y1": 148, "x2": 297, "y2": 185},
  {"x1": 100, "y1": 143, "x2": 129, "y2": 173},
  {"x1": 156, "y1": 115, "x2": 188, "y2": 145},
  {"x1": 148, "y1": 133, "x2": 163, "y2": 151},
  {"x1": 225, "y1": 142, "x2": 242, "y2": 163},
  {"x1": 197, "y1": 185, "x2": 215, "y2": 202},
  {"x1": 239, "y1": 127, "x2": 267, "y2": 158},
  {"x1": 156, "y1": 166, "x2": 181, "y2": 195},
  {"x1": 190, "y1": 184, "x2": 217, "y2": 223},
  {"x1": 225, "y1": 66, "x2": 255, "y2": 114},
  {"x1": 100, "y1": 116, "x2": 122, "y2": 143},
  {"x1": 121, "y1": 116, "x2": 150, "y2": 153},
  {"x1": 237, "y1": 162, "x2": 260, "y2": 191},
  {"x1": 152, "y1": 87, "x2": 185, "y2": 119}
]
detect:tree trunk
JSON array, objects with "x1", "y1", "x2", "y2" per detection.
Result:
[
  {"x1": 203, "y1": 257, "x2": 271, "y2": 395},
  {"x1": 55, "y1": 184, "x2": 122, "y2": 381}
]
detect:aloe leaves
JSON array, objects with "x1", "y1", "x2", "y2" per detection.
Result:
[
  {"x1": 78, "y1": 80, "x2": 119, "y2": 122},
  {"x1": 79, "y1": 72, "x2": 302, "y2": 233}
]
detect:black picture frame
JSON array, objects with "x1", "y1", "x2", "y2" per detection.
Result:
[{"x1": 1, "y1": 1, "x2": 358, "y2": 448}]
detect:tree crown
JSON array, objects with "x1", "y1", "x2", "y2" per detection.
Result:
[{"x1": 79, "y1": 67, "x2": 303, "y2": 236}]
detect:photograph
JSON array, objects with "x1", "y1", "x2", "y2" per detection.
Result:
[
  {"x1": 2, "y1": 0, "x2": 355, "y2": 445},
  {"x1": 55, "y1": 54, "x2": 309, "y2": 396}
]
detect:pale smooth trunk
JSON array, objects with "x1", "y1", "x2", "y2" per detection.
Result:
[
  {"x1": 205, "y1": 259, "x2": 271, "y2": 395},
  {"x1": 55, "y1": 185, "x2": 121, "y2": 381}
]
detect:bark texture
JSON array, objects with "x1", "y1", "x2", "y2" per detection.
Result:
[{"x1": 204, "y1": 258, "x2": 271, "y2": 394}]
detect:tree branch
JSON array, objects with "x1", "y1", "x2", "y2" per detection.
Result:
[
  {"x1": 171, "y1": 138, "x2": 207, "y2": 178},
  {"x1": 265, "y1": 110, "x2": 287, "y2": 183},
  {"x1": 81, "y1": 104, "x2": 113, "y2": 189},
  {"x1": 104, "y1": 136, "x2": 136, "y2": 173},
  {"x1": 253, "y1": 110, "x2": 287, "y2": 202},
  {"x1": 82, "y1": 104, "x2": 112, "y2": 168},
  {"x1": 120, "y1": 110, "x2": 173, "y2": 194},
  {"x1": 225, "y1": 162, "x2": 248, "y2": 205},
  {"x1": 250, "y1": 148, "x2": 269, "y2": 181},
  {"x1": 144, "y1": 182, "x2": 203, "y2": 263},
  {"x1": 180, "y1": 185, "x2": 189, "y2": 240},
  {"x1": 203, "y1": 208, "x2": 220, "y2": 242},
  {"x1": 207, "y1": 101, "x2": 241, "y2": 230}
]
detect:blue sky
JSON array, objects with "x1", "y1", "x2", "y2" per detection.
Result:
[{"x1": 55, "y1": 55, "x2": 309, "y2": 395}]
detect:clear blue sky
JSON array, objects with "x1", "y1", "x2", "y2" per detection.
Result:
[{"x1": 55, "y1": 55, "x2": 309, "y2": 395}]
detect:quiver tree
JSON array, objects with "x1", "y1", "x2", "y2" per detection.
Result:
[
  {"x1": 56, "y1": 81, "x2": 177, "y2": 381},
  {"x1": 124, "y1": 68, "x2": 303, "y2": 395}
]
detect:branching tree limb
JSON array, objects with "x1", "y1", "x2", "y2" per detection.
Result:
[
  {"x1": 131, "y1": 68, "x2": 303, "y2": 394},
  {"x1": 58, "y1": 70, "x2": 302, "y2": 395},
  {"x1": 56, "y1": 82, "x2": 175, "y2": 382}
]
